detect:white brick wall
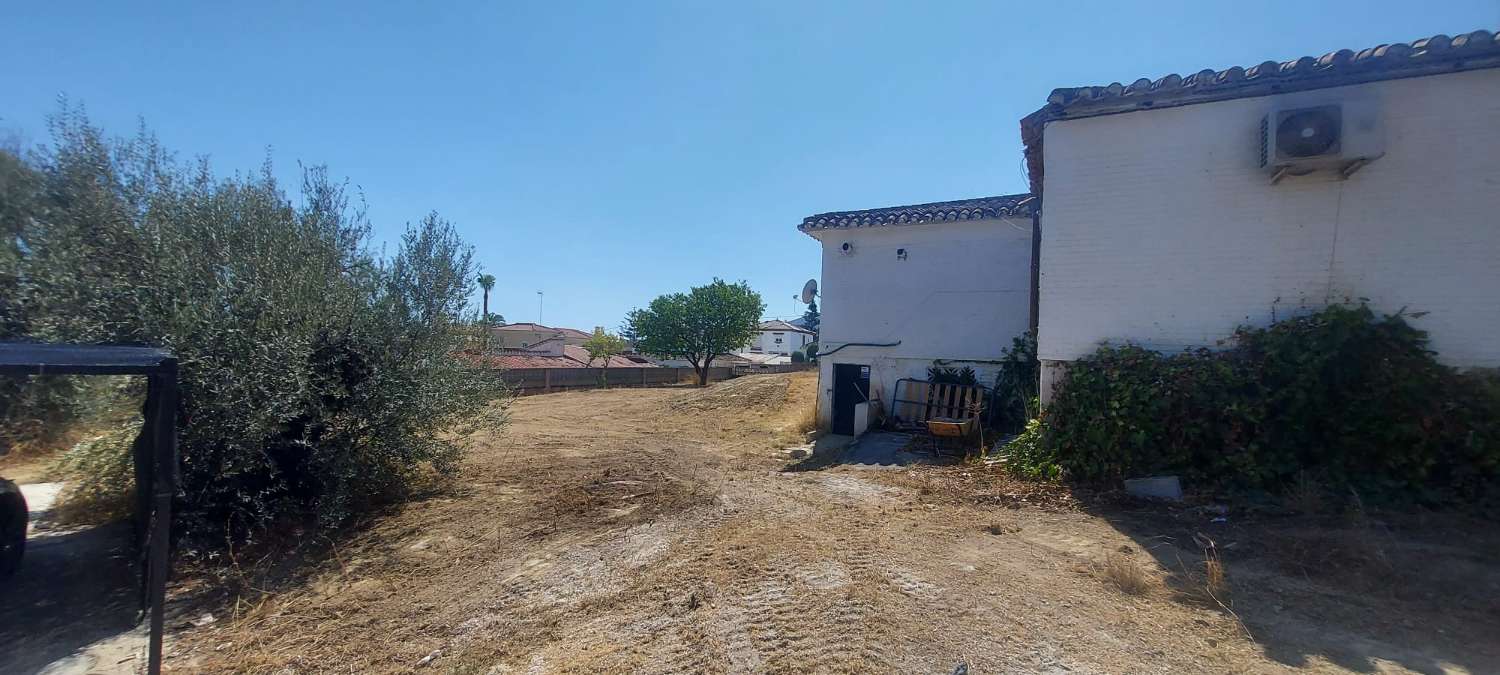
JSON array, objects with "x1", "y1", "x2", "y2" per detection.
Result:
[{"x1": 1038, "y1": 68, "x2": 1500, "y2": 369}]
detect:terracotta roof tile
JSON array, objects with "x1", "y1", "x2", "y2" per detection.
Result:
[
  {"x1": 1041, "y1": 30, "x2": 1498, "y2": 115},
  {"x1": 491, "y1": 323, "x2": 593, "y2": 340},
  {"x1": 465, "y1": 352, "x2": 583, "y2": 369},
  {"x1": 562, "y1": 345, "x2": 658, "y2": 367},
  {"x1": 798, "y1": 194, "x2": 1034, "y2": 233},
  {"x1": 463, "y1": 345, "x2": 659, "y2": 369}
]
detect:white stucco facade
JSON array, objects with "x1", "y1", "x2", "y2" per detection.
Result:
[
  {"x1": 744, "y1": 324, "x2": 814, "y2": 356},
  {"x1": 807, "y1": 215, "x2": 1034, "y2": 431},
  {"x1": 1037, "y1": 69, "x2": 1500, "y2": 399}
]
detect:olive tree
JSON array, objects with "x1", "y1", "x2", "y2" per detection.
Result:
[
  {"x1": 626, "y1": 279, "x2": 763, "y2": 386},
  {"x1": 2, "y1": 106, "x2": 509, "y2": 537}
]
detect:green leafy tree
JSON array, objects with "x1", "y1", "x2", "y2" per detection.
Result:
[
  {"x1": 476, "y1": 274, "x2": 497, "y2": 323},
  {"x1": 626, "y1": 279, "x2": 764, "y2": 386},
  {"x1": 582, "y1": 328, "x2": 628, "y2": 387}
]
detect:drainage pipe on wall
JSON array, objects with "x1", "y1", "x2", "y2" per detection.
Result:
[{"x1": 814, "y1": 340, "x2": 901, "y2": 358}]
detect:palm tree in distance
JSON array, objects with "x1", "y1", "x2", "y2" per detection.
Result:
[{"x1": 477, "y1": 274, "x2": 497, "y2": 324}]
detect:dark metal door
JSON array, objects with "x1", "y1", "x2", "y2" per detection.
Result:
[{"x1": 831, "y1": 363, "x2": 870, "y2": 435}]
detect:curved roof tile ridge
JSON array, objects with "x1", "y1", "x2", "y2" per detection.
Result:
[
  {"x1": 1020, "y1": 29, "x2": 1500, "y2": 196},
  {"x1": 1041, "y1": 29, "x2": 1499, "y2": 114},
  {"x1": 798, "y1": 193, "x2": 1035, "y2": 232}
]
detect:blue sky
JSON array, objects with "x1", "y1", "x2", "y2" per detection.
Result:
[{"x1": 4, "y1": 1, "x2": 1495, "y2": 330}]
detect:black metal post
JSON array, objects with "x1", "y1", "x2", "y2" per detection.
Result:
[
  {"x1": 147, "y1": 363, "x2": 177, "y2": 675},
  {"x1": 1029, "y1": 203, "x2": 1042, "y2": 336}
]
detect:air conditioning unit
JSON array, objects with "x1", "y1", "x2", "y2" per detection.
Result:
[{"x1": 1259, "y1": 102, "x2": 1384, "y2": 183}]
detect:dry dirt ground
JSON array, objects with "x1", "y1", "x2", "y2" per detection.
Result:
[{"x1": 167, "y1": 372, "x2": 1500, "y2": 674}]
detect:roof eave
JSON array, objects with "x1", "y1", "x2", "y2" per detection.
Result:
[
  {"x1": 1045, "y1": 53, "x2": 1500, "y2": 123},
  {"x1": 1019, "y1": 29, "x2": 1500, "y2": 198},
  {"x1": 797, "y1": 194, "x2": 1034, "y2": 235}
]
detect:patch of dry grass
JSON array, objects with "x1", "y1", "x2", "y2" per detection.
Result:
[
  {"x1": 167, "y1": 378, "x2": 1500, "y2": 674},
  {"x1": 1191, "y1": 535, "x2": 1231, "y2": 606},
  {"x1": 875, "y1": 464, "x2": 1078, "y2": 511},
  {"x1": 790, "y1": 397, "x2": 817, "y2": 435},
  {"x1": 775, "y1": 397, "x2": 818, "y2": 447},
  {"x1": 1281, "y1": 471, "x2": 1325, "y2": 515},
  {"x1": 1263, "y1": 522, "x2": 1401, "y2": 594},
  {"x1": 1094, "y1": 550, "x2": 1157, "y2": 595},
  {"x1": 671, "y1": 374, "x2": 791, "y2": 412}
]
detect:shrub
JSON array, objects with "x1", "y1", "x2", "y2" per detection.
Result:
[
  {"x1": 51, "y1": 420, "x2": 140, "y2": 525},
  {"x1": 927, "y1": 364, "x2": 977, "y2": 386},
  {"x1": 1024, "y1": 305, "x2": 1500, "y2": 506},
  {"x1": 1002, "y1": 414, "x2": 1058, "y2": 480},
  {"x1": 2, "y1": 107, "x2": 508, "y2": 538},
  {"x1": 991, "y1": 331, "x2": 1038, "y2": 433}
]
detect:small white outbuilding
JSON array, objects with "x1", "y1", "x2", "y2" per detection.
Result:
[{"x1": 797, "y1": 195, "x2": 1035, "y2": 435}]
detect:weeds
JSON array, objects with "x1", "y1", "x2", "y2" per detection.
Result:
[
  {"x1": 1282, "y1": 471, "x2": 1325, "y2": 514},
  {"x1": 775, "y1": 396, "x2": 818, "y2": 447},
  {"x1": 1204, "y1": 555, "x2": 1227, "y2": 600},
  {"x1": 1195, "y1": 534, "x2": 1230, "y2": 603},
  {"x1": 1267, "y1": 491, "x2": 1401, "y2": 593},
  {"x1": 1001, "y1": 415, "x2": 1060, "y2": 480},
  {"x1": 1094, "y1": 550, "x2": 1156, "y2": 595},
  {"x1": 1171, "y1": 534, "x2": 1251, "y2": 640},
  {"x1": 791, "y1": 399, "x2": 818, "y2": 437},
  {"x1": 50, "y1": 420, "x2": 140, "y2": 526}
]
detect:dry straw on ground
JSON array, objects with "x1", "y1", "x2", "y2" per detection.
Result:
[
  {"x1": 1094, "y1": 550, "x2": 1157, "y2": 595},
  {"x1": 163, "y1": 371, "x2": 1500, "y2": 674}
]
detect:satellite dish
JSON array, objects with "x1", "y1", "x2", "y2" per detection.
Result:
[{"x1": 800, "y1": 279, "x2": 818, "y2": 304}]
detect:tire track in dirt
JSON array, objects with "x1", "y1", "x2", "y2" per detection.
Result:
[
  {"x1": 181, "y1": 374, "x2": 1494, "y2": 674},
  {"x1": 545, "y1": 471, "x2": 913, "y2": 673}
]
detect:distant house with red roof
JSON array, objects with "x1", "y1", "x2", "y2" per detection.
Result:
[
  {"x1": 489, "y1": 322, "x2": 594, "y2": 350},
  {"x1": 470, "y1": 328, "x2": 661, "y2": 370}
]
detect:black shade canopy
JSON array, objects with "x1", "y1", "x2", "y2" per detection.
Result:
[
  {"x1": 0, "y1": 341, "x2": 178, "y2": 675},
  {"x1": 0, "y1": 343, "x2": 176, "y2": 375}
]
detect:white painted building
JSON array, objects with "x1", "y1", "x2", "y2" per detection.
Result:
[
  {"x1": 798, "y1": 196, "x2": 1036, "y2": 435},
  {"x1": 1024, "y1": 31, "x2": 1500, "y2": 401},
  {"x1": 742, "y1": 319, "x2": 815, "y2": 356}
]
